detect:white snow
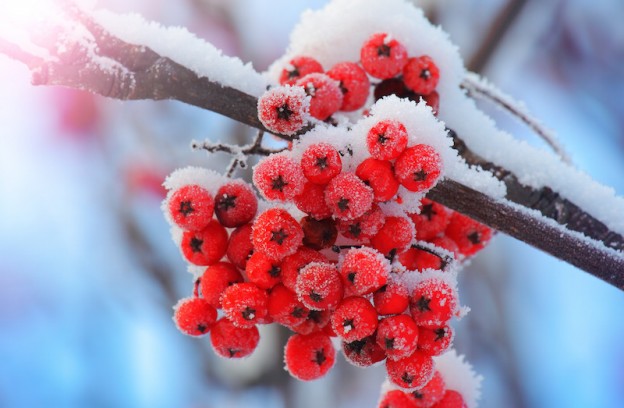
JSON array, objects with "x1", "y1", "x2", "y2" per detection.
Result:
[{"x1": 434, "y1": 349, "x2": 483, "y2": 408}]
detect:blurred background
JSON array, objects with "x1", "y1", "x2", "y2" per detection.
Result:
[{"x1": 1, "y1": 0, "x2": 623, "y2": 407}]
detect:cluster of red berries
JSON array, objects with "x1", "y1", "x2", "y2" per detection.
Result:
[
  {"x1": 259, "y1": 32, "x2": 441, "y2": 136},
  {"x1": 379, "y1": 371, "x2": 468, "y2": 408}
]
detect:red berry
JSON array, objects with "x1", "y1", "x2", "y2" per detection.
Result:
[
  {"x1": 371, "y1": 216, "x2": 415, "y2": 256},
  {"x1": 432, "y1": 390, "x2": 467, "y2": 408},
  {"x1": 284, "y1": 332, "x2": 336, "y2": 381},
  {"x1": 410, "y1": 199, "x2": 452, "y2": 241},
  {"x1": 245, "y1": 251, "x2": 283, "y2": 289},
  {"x1": 410, "y1": 371, "x2": 446, "y2": 408},
  {"x1": 338, "y1": 204, "x2": 386, "y2": 240},
  {"x1": 445, "y1": 212, "x2": 493, "y2": 257},
  {"x1": 378, "y1": 390, "x2": 418, "y2": 408},
  {"x1": 168, "y1": 184, "x2": 214, "y2": 231},
  {"x1": 214, "y1": 181, "x2": 258, "y2": 228},
  {"x1": 340, "y1": 247, "x2": 390, "y2": 296},
  {"x1": 418, "y1": 325, "x2": 454, "y2": 356},
  {"x1": 253, "y1": 154, "x2": 305, "y2": 201},
  {"x1": 258, "y1": 85, "x2": 309, "y2": 135},
  {"x1": 409, "y1": 279, "x2": 457, "y2": 328},
  {"x1": 301, "y1": 216, "x2": 338, "y2": 250},
  {"x1": 356, "y1": 158, "x2": 400, "y2": 202},
  {"x1": 291, "y1": 309, "x2": 332, "y2": 335},
  {"x1": 331, "y1": 296, "x2": 378, "y2": 342},
  {"x1": 281, "y1": 247, "x2": 328, "y2": 292},
  {"x1": 367, "y1": 120, "x2": 409, "y2": 161},
  {"x1": 199, "y1": 262, "x2": 244, "y2": 308},
  {"x1": 181, "y1": 219, "x2": 229, "y2": 266},
  {"x1": 296, "y1": 262, "x2": 344, "y2": 310},
  {"x1": 296, "y1": 73, "x2": 343, "y2": 120},
  {"x1": 360, "y1": 33, "x2": 408, "y2": 79},
  {"x1": 397, "y1": 247, "x2": 444, "y2": 272},
  {"x1": 325, "y1": 172, "x2": 374, "y2": 220},
  {"x1": 394, "y1": 145, "x2": 442, "y2": 193},
  {"x1": 221, "y1": 282, "x2": 269, "y2": 328},
  {"x1": 279, "y1": 56, "x2": 324, "y2": 85},
  {"x1": 423, "y1": 91, "x2": 440, "y2": 116},
  {"x1": 403, "y1": 56, "x2": 440, "y2": 96},
  {"x1": 373, "y1": 281, "x2": 410, "y2": 315},
  {"x1": 343, "y1": 336, "x2": 386, "y2": 368},
  {"x1": 301, "y1": 142, "x2": 342, "y2": 184},
  {"x1": 326, "y1": 61, "x2": 370, "y2": 111},
  {"x1": 226, "y1": 223, "x2": 254, "y2": 270},
  {"x1": 374, "y1": 78, "x2": 416, "y2": 102},
  {"x1": 294, "y1": 181, "x2": 333, "y2": 220},
  {"x1": 377, "y1": 314, "x2": 419, "y2": 361},
  {"x1": 173, "y1": 297, "x2": 217, "y2": 336},
  {"x1": 252, "y1": 208, "x2": 304, "y2": 261},
  {"x1": 386, "y1": 351, "x2": 434, "y2": 389},
  {"x1": 429, "y1": 235, "x2": 460, "y2": 259},
  {"x1": 267, "y1": 284, "x2": 308, "y2": 328},
  {"x1": 210, "y1": 317, "x2": 260, "y2": 358}
]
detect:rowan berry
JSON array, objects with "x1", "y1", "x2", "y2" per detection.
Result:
[
  {"x1": 296, "y1": 73, "x2": 343, "y2": 120},
  {"x1": 279, "y1": 56, "x2": 324, "y2": 85},
  {"x1": 377, "y1": 314, "x2": 419, "y2": 361},
  {"x1": 294, "y1": 181, "x2": 333, "y2": 220},
  {"x1": 281, "y1": 247, "x2": 328, "y2": 292},
  {"x1": 326, "y1": 61, "x2": 370, "y2": 111},
  {"x1": 394, "y1": 145, "x2": 442, "y2": 193},
  {"x1": 210, "y1": 317, "x2": 260, "y2": 358},
  {"x1": 445, "y1": 212, "x2": 493, "y2": 257},
  {"x1": 221, "y1": 282, "x2": 268, "y2": 328},
  {"x1": 367, "y1": 119, "x2": 409, "y2": 161},
  {"x1": 214, "y1": 181, "x2": 257, "y2": 228},
  {"x1": 173, "y1": 296, "x2": 218, "y2": 336},
  {"x1": 168, "y1": 184, "x2": 214, "y2": 231},
  {"x1": 331, "y1": 296, "x2": 378, "y2": 342},
  {"x1": 429, "y1": 235, "x2": 460, "y2": 259},
  {"x1": 356, "y1": 158, "x2": 400, "y2": 202},
  {"x1": 284, "y1": 332, "x2": 336, "y2": 381},
  {"x1": 397, "y1": 247, "x2": 444, "y2": 272},
  {"x1": 410, "y1": 371, "x2": 446, "y2": 408},
  {"x1": 301, "y1": 142, "x2": 342, "y2": 185},
  {"x1": 373, "y1": 281, "x2": 410, "y2": 315},
  {"x1": 374, "y1": 78, "x2": 417, "y2": 102},
  {"x1": 409, "y1": 279, "x2": 457, "y2": 328},
  {"x1": 291, "y1": 309, "x2": 332, "y2": 335},
  {"x1": 199, "y1": 262, "x2": 244, "y2": 308},
  {"x1": 340, "y1": 247, "x2": 390, "y2": 296},
  {"x1": 296, "y1": 262, "x2": 344, "y2": 310},
  {"x1": 245, "y1": 251, "x2": 283, "y2": 289},
  {"x1": 338, "y1": 204, "x2": 386, "y2": 240},
  {"x1": 403, "y1": 56, "x2": 440, "y2": 96},
  {"x1": 432, "y1": 390, "x2": 467, "y2": 408},
  {"x1": 343, "y1": 335, "x2": 387, "y2": 368},
  {"x1": 418, "y1": 325, "x2": 454, "y2": 356},
  {"x1": 360, "y1": 33, "x2": 408, "y2": 79},
  {"x1": 386, "y1": 351, "x2": 434, "y2": 389},
  {"x1": 252, "y1": 208, "x2": 304, "y2": 261},
  {"x1": 325, "y1": 172, "x2": 374, "y2": 220},
  {"x1": 378, "y1": 390, "x2": 418, "y2": 408},
  {"x1": 181, "y1": 219, "x2": 229, "y2": 266},
  {"x1": 423, "y1": 91, "x2": 440, "y2": 116},
  {"x1": 410, "y1": 199, "x2": 452, "y2": 241},
  {"x1": 226, "y1": 223, "x2": 254, "y2": 270},
  {"x1": 370, "y1": 216, "x2": 415, "y2": 257},
  {"x1": 253, "y1": 154, "x2": 305, "y2": 202},
  {"x1": 258, "y1": 85, "x2": 309, "y2": 136},
  {"x1": 268, "y1": 284, "x2": 308, "y2": 328},
  {"x1": 300, "y1": 216, "x2": 338, "y2": 250}
]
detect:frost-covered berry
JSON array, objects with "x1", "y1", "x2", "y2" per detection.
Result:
[
  {"x1": 181, "y1": 219, "x2": 229, "y2": 266},
  {"x1": 373, "y1": 281, "x2": 410, "y2": 315},
  {"x1": 410, "y1": 279, "x2": 457, "y2": 328},
  {"x1": 253, "y1": 154, "x2": 305, "y2": 202},
  {"x1": 394, "y1": 145, "x2": 442, "y2": 193},
  {"x1": 279, "y1": 56, "x2": 324, "y2": 85},
  {"x1": 338, "y1": 204, "x2": 386, "y2": 240},
  {"x1": 410, "y1": 199, "x2": 452, "y2": 241},
  {"x1": 168, "y1": 184, "x2": 214, "y2": 231},
  {"x1": 331, "y1": 296, "x2": 378, "y2": 342},
  {"x1": 268, "y1": 284, "x2": 309, "y2": 328},
  {"x1": 292, "y1": 308, "x2": 332, "y2": 335},
  {"x1": 301, "y1": 216, "x2": 338, "y2": 250},
  {"x1": 296, "y1": 73, "x2": 343, "y2": 120},
  {"x1": 326, "y1": 61, "x2": 370, "y2": 111},
  {"x1": 370, "y1": 216, "x2": 415, "y2": 257},
  {"x1": 397, "y1": 247, "x2": 445, "y2": 272},
  {"x1": 301, "y1": 142, "x2": 342, "y2": 185},
  {"x1": 432, "y1": 390, "x2": 467, "y2": 408},
  {"x1": 325, "y1": 172, "x2": 374, "y2": 220},
  {"x1": 199, "y1": 262, "x2": 244, "y2": 308},
  {"x1": 226, "y1": 223, "x2": 254, "y2": 270},
  {"x1": 360, "y1": 33, "x2": 408, "y2": 79},
  {"x1": 445, "y1": 212, "x2": 493, "y2": 257},
  {"x1": 410, "y1": 370, "x2": 446, "y2": 408},
  {"x1": 377, "y1": 314, "x2": 419, "y2": 361},
  {"x1": 343, "y1": 335, "x2": 386, "y2": 368},
  {"x1": 221, "y1": 282, "x2": 269, "y2": 328},
  {"x1": 403, "y1": 56, "x2": 440, "y2": 96},
  {"x1": 258, "y1": 85, "x2": 310, "y2": 136},
  {"x1": 252, "y1": 208, "x2": 304, "y2": 261},
  {"x1": 367, "y1": 119, "x2": 409, "y2": 160},
  {"x1": 356, "y1": 158, "x2": 400, "y2": 202},
  {"x1": 173, "y1": 297, "x2": 218, "y2": 336},
  {"x1": 296, "y1": 262, "x2": 344, "y2": 310},
  {"x1": 294, "y1": 181, "x2": 333, "y2": 220},
  {"x1": 214, "y1": 181, "x2": 258, "y2": 228},
  {"x1": 284, "y1": 332, "x2": 336, "y2": 381},
  {"x1": 210, "y1": 317, "x2": 260, "y2": 358},
  {"x1": 386, "y1": 351, "x2": 434, "y2": 389},
  {"x1": 340, "y1": 247, "x2": 390, "y2": 296},
  {"x1": 245, "y1": 251, "x2": 283, "y2": 289},
  {"x1": 418, "y1": 325, "x2": 454, "y2": 356},
  {"x1": 378, "y1": 390, "x2": 418, "y2": 408},
  {"x1": 281, "y1": 247, "x2": 328, "y2": 292}
]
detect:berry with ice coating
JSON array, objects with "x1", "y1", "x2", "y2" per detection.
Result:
[
  {"x1": 445, "y1": 212, "x2": 493, "y2": 257},
  {"x1": 173, "y1": 297, "x2": 217, "y2": 336},
  {"x1": 410, "y1": 370, "x2": 446, "y2": 408},
  {"x1": 371, "y1": 216, "x2": 415, "y2": 257},
  {"x1": 356, "y1": 158, "x2": 400, "y2": 202},
  {"x1": 296, "y1": 73, "x2": 343, "y2": 120},
  {"x1": 226, "y1": 223, "x2": 254, "y2": 270},
  {"x1": 181, "y1": 219, "x2": 229, "y2": 266},
  {"x1": 373, "y1": 281, "x2": 409, "y2": 315},
  {"x1": 221, "y1": 282, "x2": 269, "y2": 328},
  {"x1": 360, "y1": 32, "x2": 408, "y2": 79},
  {"x1": 431, "y1": 390, "x2": 467, "y2": 408},
  {"x1": 403, "y1": 56, "x2": 440, "y2": 96},
  {"x1": 418, "y1": 325, "x2": 454, "y2": 356},
  {"x1": 331, "y1": 296, "x2": 378, "y2": 342},
  {"x1": 376, "y1": 314, "x2": 419, "y2": 360},
  {"x1": 253, "y1": 154, "x2": 305, "y2": 202},
  {"x1": 258, "y1": 85, "x2": 309, "y2": 135},
  {"x1": 343, "y1": 335, "x2": 387, "y2": 368},
  {"x1": 294, "y1": 181, "x2": 333, "y2": 220},
  {"x1": 301, "y1": 216, "x2": 338, "y2": 250},
  {"x1": 325, "y1": 172, "x2": 374, "y2": 220},
  {"x1": 245, "y1": 251, "x2": 283, "y2": 289},
  {"x1": 338, "y1": 204, "x2": 386, "y2": 240},
  {"x1": 340, "y1": 247, "x2": 390, "y2": 296},
  {"x1": 268, "y1": 284, "x2": 309, "y2": 328},
  {"x1": 281, "y1": 247, "x2": 328, "y2": 292},
  {"x1": 326, "y1": 61, "x2": 370, "y2": 111},
  {"x1": 378, "y1": 390, "x2": 418, "y2": 408},
  {"x1": 410, "y1": 279, "x2": 457, "y2": 328},
  {"x1": 252, "y1": 208, "x2": 304, "y2": 261},
  {"x1": 279, "y1": 56, "x2": 324, "y2": 85},
  {"x1": 397, "y1": 246, "x2": 445, "y2": 272},
  {"x1": 292, "y1": 309, "x2": 332, "y2": 335},
  {"x1": 296, "y1": 262, "x2": 344, "y2": 310},
  {"x1": 168, "y1": 184, "x2": 214, "y2": 232},
  {"x1": 284, "y1": 332, "x2": 336, "y2": 381},
  {"x1": 410, "y1": 199, "x2": 452, "y2": 241},
  {"x1": 199, "y1": 262, "x2": 244, "y2": 308},
  {"x1": 386, "y1": 350, "x2": 435, "y2": 389},
  {"x1": 367, "y1": 119, "x2": 408, "y2": 161},
  {"x1": 301, "y1": 142, "x2": 342, "y2": 185},
  {"x1": 394, "y1": 144, "x2": 442, "y2": 193},
  {"x1": 210, "y1": 317, "x2": 260, "y2": 359},
  {"x1": 214, "y1": 181, "x2": 258, "y2": 228}
]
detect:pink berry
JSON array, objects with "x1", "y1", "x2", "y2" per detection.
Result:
[
  {"x1": 356, "y1": 158, "x2": 400, "y2": 202},
  {"x1": 403, "y1": 56, "x2": 440, "y2": 96},
  {"x1": 226, "y1": 223, "x2": 254, "y2": 270},
  {"x1": 445, "y1": 212, "x2": 493, "y2": 257},
  {"x1": 377, "y1": 314, "x2": 419, "y2": 361},
  {"x1": 210, "y1": 317, "x2": 260, "y2": 358},
  {"x1": 394, "y1": 145, "x2": 442, "y2": 193},
  {"x1": 326, "y1": 61, "x2": 370, "y2": 111},
  {"x1": 360, "y1": 33, "x2": 408, "y2": 79},
  {"x1": 325, "y1": 172, "x2": 374, "y2": 220},
  {"x1": 221, "y1": 282, "x2": 269, "y2": 328},
  {"x1": 252, "y1": 208, "x2": 304, "y2": 261},
  {"x1": 340, "y1": 247, "x2": 390, "y2": 296},
  {"x1": 370, "y1": 216, "x2": 415, "y2": 257},
  {"x1": 253, "y1": 154, "x2": 305, "y2": 202},
  {"x1": 281, "y1": 247, "x2": 328, "y2": 292},
  {"x1": 367, "y1": 119, "x2": 409, "y2": 160},
  {"x1": 168, "y1": 184, "x2": 214, "y2": 231},
  {"x1": 301, "y1": 142, "x2": 342, "y2": 184},
  {"x1": 296, "y1": 262, "x2": 344, "y2": 310},
  {"x1": 296, "y1": 73, "x2": 343, "y2": 120},
  {"x1": 410, "y1": 279, "x2": 457, "y2": 328},
  {"x1": 181, "y1": 219, "x2": 229, "y2": 266},
  {"x1": 284, "y1": 332, "x2": 336, "y2": 381},
  {"x1": 214, "y1": 181, "x2": 258, "y2": 228},
  {"x1": 279, "y1": 56, "x2": 324, "y2": 85},
  {"x1": 199, "y1": 262, "x2": 244, "y2": 308},
  {"x1": 373, "y1": 281, "x2": 410, "y2": 315},
  {"x1": 173, "y1": 296, "x2": 218, "y2": 336},
  {"x1": 418, "y1": 325, "x2": 454, "y2": 356},
  {"x1": 331, "y1": 296, "x2": 379, "y2": 342},
  {"x1": 386, "y1": 351, "x2": 434, "y2": 389},
  {"x1": 258, "y1": 85, "x2": 309, "y2": 135}
]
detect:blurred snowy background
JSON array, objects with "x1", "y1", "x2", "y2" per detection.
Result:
[{"x1": 1, "y1": 0, "x2": 623, "y2": 407}]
